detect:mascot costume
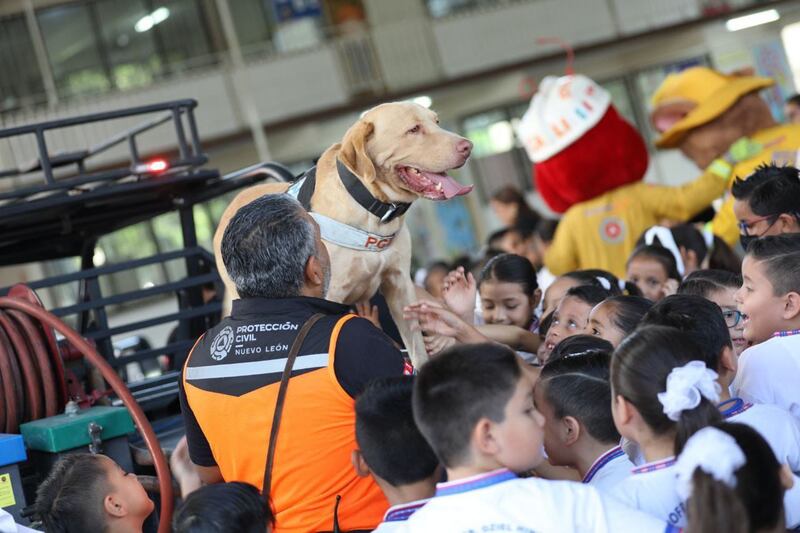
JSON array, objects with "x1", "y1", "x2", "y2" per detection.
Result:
[
  {"x1": 650, "y1": 66, "x2": 800, "y2": 246},
  {"x1": 517, "y1": 72, "x2": 764, "y2": 278}
]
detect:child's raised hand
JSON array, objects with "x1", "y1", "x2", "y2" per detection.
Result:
[
  {"x1": 404, "y1": 300, "x2": 466, "y2": 339},
  {"x1": 355, "y1": 300, "x2": 382, "y2": 330},
  {"x1": 442, "y1": 267, "x2": 477, "y2": 321}
]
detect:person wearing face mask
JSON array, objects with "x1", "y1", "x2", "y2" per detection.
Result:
[{"x1": 731, "y1": 163, "x2": 800, "y2": 251}]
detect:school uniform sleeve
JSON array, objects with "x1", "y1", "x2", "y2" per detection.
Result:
[
  {"x1": 544, "y1": 208, "x2": 581, "y2": 276},
  {"x1": 178, "y1": 376, "x2": 217, "y2": 467},
  {"x1": 333, "y1": 316, "x2": 405, "y2": 398},
  {"x1": 637, "y1": 168, "x2": 729, "y2": 222}
]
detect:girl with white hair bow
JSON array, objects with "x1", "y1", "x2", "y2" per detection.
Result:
[{"x1": 609, "y1": 325, "x2": 722, "y2": 528}]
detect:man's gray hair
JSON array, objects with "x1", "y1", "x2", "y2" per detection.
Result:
[{"x1": 221, "y1": 194, "x2": 317, "y2": 299}]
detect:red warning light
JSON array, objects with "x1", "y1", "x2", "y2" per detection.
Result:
[{"x1": 146, "y1": 159, "x2": 168, "y2": 173}]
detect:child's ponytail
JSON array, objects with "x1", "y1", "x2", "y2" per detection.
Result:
[
  {"x1": 685, "y1": 470, "x2": 749, "y2": 533},
  {"x1": 677, "y1": 423, "x2": 785, "y2": 533}
]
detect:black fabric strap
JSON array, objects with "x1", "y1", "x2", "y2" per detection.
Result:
[
  {"x1": 262, "y1": 313, "x2": 325, "y2": 502},
  {"x1": 336, "y1": 159, "x2": 411, "y2": 223},
  {"x1": 296, "y1": 166, "x2": 316, "y2": 211}
]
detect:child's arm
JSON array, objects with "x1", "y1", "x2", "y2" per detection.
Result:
[
  {"x1": 476, "y1": 324, "x2": 540, "y2": 352},
  {"x1": 403, "y1": 300, "x2": 489, "y2": 345}
]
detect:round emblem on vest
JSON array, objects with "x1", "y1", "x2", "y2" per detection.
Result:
[
  {"x1": 210, "y1": 326, "x2": 234, "y2": 361},
  {"x1": 599, "y1": 216, "x2": 625, "y2": 244}
]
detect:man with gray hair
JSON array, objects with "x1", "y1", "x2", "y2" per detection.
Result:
[{"x1": 179, "y1": 194, "x2": 404, "y2": 532}]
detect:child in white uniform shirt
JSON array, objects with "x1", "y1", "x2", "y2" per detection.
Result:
[
  {"x1": 733, "y1": 235, "x2": 800, "y2": 419},
  {"x1": 407, "y1": 342, "x2": 677, "y2": 533},
  {"x1": 641, "y1": 294, "x2": 800, "y2": 527},
  {"x1": 353, "y1": 377, "x2": 440, "y2": 532},
  {"x1": 610, "y1": 326, "x2": 723, "y2": 528},
  {"x1": 534, "y1": 349, "x2": 633, "y2": 491},
  {"x1": 675, "y1": 423, "x2": 792, "y2": 533}
]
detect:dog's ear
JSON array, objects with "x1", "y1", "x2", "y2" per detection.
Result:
[{"x1": 339, "y1": 120, "x2": 376, "y2": 184}]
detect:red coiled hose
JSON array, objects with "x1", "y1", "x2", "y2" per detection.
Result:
[{"x1": 0, "y1": 297, "x2": 173, "y2": 533}]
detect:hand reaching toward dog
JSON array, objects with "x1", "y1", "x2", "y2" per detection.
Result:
[
  {"x1": 442, "y1": 267, "x2": 477, "y2": 322},
  {"x1": 404, "y1": 300, "x2": 488, "y2": 345},
  {"x1": 355, "y1": 300, "x2": 382, "y2": 330},
  {"x1": 424, "y1": 334, "x2": 456, "y2": 356}
]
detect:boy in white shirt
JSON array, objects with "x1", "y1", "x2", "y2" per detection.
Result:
[
  {"x1": 352, "y1": 377, "x2": 440, "y2": 531},
  {"x1": 733, "y1": 234, "x2": 800, "y2": 419},
  {"x1": 641, "y1": 294, "x2": 800, "y2": 527},
  {"x1": 407, "y1": 343, "x2": 677, "y2": 533},
  {"x1": 534, "y1": 349, "x2": 633, "y2": 491}
]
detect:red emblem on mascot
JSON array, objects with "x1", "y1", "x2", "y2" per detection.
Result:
[{"x1": 599, "y1": 217, "x2": 625, "y2": 244}]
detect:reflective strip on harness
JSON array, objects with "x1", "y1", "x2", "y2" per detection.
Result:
[
  {"x1": 186, "y1": 352, "x2": 328, "y2": 380},
  {"x1": 287, "y1": 177, "x2": 398, "y2": 252}
]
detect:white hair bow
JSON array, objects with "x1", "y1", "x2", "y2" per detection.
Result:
[
  {"x1": 675, "y1": 427, "x2": 746, "y2": 500},
  {"x1": 657, "y1": 361, "x2": 720, "y2": 421},
  {"x1": 644, "y1": 226, "x2": 685, "y2": 276}
]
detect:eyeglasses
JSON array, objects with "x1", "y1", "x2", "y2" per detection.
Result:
[
  {"x1": 722, "y1": 309, "x2": 746, "y2": 328},
  {"x1": 737, "y1": 214, "x2": 778, "y2": 236}
]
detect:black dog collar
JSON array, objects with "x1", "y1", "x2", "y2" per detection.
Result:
[{"x1": 336, "y1": 159, "x2": 411, "y2": 223}]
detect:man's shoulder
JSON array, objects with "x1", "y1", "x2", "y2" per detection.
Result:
[{"x1": 337, "y1": 315, "x2": 402, "y2": 352}]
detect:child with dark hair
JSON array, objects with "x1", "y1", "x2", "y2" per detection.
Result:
[
  {"x1": 486, "y1": 227, "x2": 525, "y2": 256},
  {"x1": 626, "y1": 244, "x2": 682, "y2": 302},
  {"x1": 541, "y1": 285, "x2": 611, "y2": 362},
  {"x1": 548, "y1": 334, "x2": 613, "y2": 363},
  {"x1": 731, "y1": 163, "x2": 800, "y2": 249},
  {"x1": 676, "y1": 423, "x2": 792, "y2": 533},
  {"x1": 542, "y1": 270, "x2": 640, "y2": 317},
  {"x1": 407, "y1": 342, "x2": 674, "y2": 532},
  {"x1": 423, "y1": 261, "x2": 450, "y2": 299},
  {"x1": 587, "y1": 295, "x2": 653, "y2": 347},
  {"x1": 641, "y1": 294, "x2": 800, "y2": 528},
  {"x1": 535, "y1": 350, "x2": 633, "y2": 491},
  {"x1": 437, "y1": 253, "x2": 542, "y2": 360},
  {"x1": 34, "y1": 454, "x2": 154, "y2": 533},
  {"x1": 733, "y1": 234, "x2": 800, "y2": 419},
  {"x1": 353, "y1": 377, "x2": 440, "y2": 531},
  {"x1": 610, "y1": 326, "x2": 722, "y2": 527},
  {"x1": 173, "y1": 482, "x2": 273, "y2": 533},
  {"x1": 679, "y1": 269, "x2": 748, "y2": 355},
  {"x1": 637, "y1": 224, "x2": 741, "y2": 276}
]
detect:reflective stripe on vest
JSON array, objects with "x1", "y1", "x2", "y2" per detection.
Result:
[{"x1": 183, "y1": 314, "x2": 387, "y2": 533}]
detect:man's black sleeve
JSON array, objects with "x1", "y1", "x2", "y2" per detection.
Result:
[
  {"x1": 178, "y1": 376, "x2": 218, "y2": 467},
  {"x1": 333, "y1": 316, "x2": 405, "y2": 398}
]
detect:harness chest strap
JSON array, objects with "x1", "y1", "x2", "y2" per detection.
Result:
[{"x1": 287, "y1": 172, "x2": 399, "y2": 252}]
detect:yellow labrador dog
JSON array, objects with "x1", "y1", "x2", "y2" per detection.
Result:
[{"x1": 213, "y1": 102, "x2": 472, "y2": 367}]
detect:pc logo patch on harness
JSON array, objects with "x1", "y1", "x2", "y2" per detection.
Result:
[{"x1": 210, "y1": 326, "x2": 234, "y2": 361}]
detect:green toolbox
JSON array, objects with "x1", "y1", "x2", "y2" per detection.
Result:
[{"x1": 20, "y1": 406, "x2": 136, "y2": 474}]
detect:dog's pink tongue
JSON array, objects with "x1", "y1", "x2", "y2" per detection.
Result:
[{"x1": 424, "y1": 172, "x2": 473, "y2": 199}]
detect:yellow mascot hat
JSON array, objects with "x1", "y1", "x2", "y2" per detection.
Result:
[{"x1": 650, "y1": 66, "x2": 774, "y2": 149}]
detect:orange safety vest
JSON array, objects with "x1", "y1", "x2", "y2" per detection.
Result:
[{"x1": 183, "y1": 314, "x2": 387, "y2": 532}]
